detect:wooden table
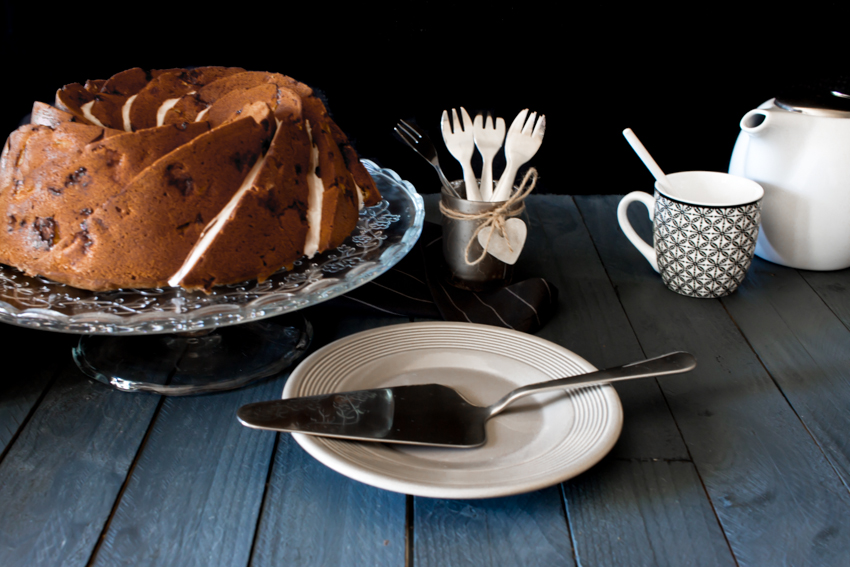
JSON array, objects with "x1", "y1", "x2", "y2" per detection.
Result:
[{"x1": 2, "y1": 194, "x2": 849, "y2": 567}]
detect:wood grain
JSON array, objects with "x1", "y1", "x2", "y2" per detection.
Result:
[
  {"x1": 722, "y1": 258, "x2": 850, "y2": 487},
  {"x1": 577, "y1": 195, "x2": 850, "y2": 566},
  {"x1": 418, "y1": 196, "x2": 730, "y2": 567},
  {"x1": 414, "y1": 488, "x2": 574, "y2": 567},
  {"x1": 799, "y1": 268, "x2": 850, "y2": 330},
  {"x1": 0, "y1": 326, "x2": 71, "y2": 455},
  {"x1": 0, "y1": 364, "x2": 162, "y2": 567},
  {"x1": 248, "y1": 315, "x2": 407, "y2": 567},
  {"x1": 563, "y1": 458, "x2": 735, "y2": 567},
  {"x1": 90, "y1": 359, "x2": 285, "y2": 567},
  {"x1": 250, "y1": 433, "x2": 406, "y2": 567},
  {"x1": 523, "y1": 195, "x2": 687, "y2": 460}
]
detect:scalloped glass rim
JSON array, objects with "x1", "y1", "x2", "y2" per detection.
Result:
[{"x1": 0, "y1": 160, "x2": 424, "y2": 335}]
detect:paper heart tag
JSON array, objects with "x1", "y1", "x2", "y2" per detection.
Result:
[{"x1": 477, "y1": 218, "x2": 527, "y2": 265}]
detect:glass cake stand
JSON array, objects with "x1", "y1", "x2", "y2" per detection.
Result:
[{"x1": 0, "y1": 160, "x2": 424, "y2": 395}]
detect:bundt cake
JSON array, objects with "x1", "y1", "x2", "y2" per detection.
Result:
[{"x1": 0, "y1": 66, "x2": 381, "y2": 292}]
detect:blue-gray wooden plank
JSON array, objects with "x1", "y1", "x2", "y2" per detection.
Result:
[
  {"x1": 0, "y1": 361, "x2": 164, "y2": 567},
  {"x1": 248, "y1": 311, "x2": 408, "y2": 567},
  {"x1": 799, "y1": 268, "x2": 850, "y2": 330},
  {"x1": 414, "y1": 487, "x2": 573, "y2": 566},
  {"x1": 0, "y1": 326, "x2": 70, "y2": 455},
  {"x1": 523, "y1": 195, "x2": 687, "y2": 460},
  {"x1": 89, "y1": 374, "x2": 283, "y2": 567},
  {"x1": 564, "y1": 459, "x2": 735, "y2": 567},
  {"x1": 532, "y1": 196, "x2": 733, "y2": 567},
  {"x1": 577, "y1": 194, "x2": 850, "y2": 566},
  {"x1": 414, "y1": 196, "x2": 733, "y2": 567},
  {"x1": 250, "y1": 432, "x2": 407, "y2": 566},
  {"x1": 721, "y1": 259, "x2": 850, "y2": 488}
]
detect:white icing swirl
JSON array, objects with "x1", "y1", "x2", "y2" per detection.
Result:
[
  {"x1": 303, "y1": 120, "x2": 324, "y2": 259},
  {"x1": 156, "y1": 98, "x2": 181, "y2": 127},
  {"x1": 80, "y1": 101, "x2": 105, "y2": 128},
  {"x1": 121, "y1": 94, "x2": 137, "y2": 132},
  {"x1": 168, "y1": 154, "x2": 266, "y2": 287},
  {"x1": 156, "y1": 91, "x2": 196, "y2": 127}
]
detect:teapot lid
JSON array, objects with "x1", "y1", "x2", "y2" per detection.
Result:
[{"x1": 775, "y1": 78, "x2": 850, "y2": 117}]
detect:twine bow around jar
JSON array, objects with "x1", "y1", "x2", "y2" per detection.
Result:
[{"x1": 439, "y1": 168, "x2": 538, "y2": 265}]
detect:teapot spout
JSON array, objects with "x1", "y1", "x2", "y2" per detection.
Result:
[
  {"x1": 740, "y1": 107, "x2": 793, "y2": 137},
  {"x1": 740, "y1": 109, "x2": 769, "y2": 135}
]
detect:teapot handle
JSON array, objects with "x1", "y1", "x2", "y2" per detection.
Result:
[{"x1": 617, "y1": 192, "x2": 659, "y2": 272}]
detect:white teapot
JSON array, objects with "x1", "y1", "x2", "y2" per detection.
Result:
[{"x1": 729, "y1": 92, "x2": 850, "y2": 271}]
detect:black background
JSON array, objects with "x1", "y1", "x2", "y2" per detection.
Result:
[{"x1": 2, "y1": 1, "x2": 843, "y2": 195}]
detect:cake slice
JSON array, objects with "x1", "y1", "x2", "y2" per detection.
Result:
[
  {"x1": 162, "y1": 71, "x2": 287, "y2": 126},
  {"x1": 124, "y1": 68, "x2": 250, "y2": 131},
  {"x1": 171, "y1": 66, "x2": 246, "y2": 88},
  {"x1": 329, "y1": 120, "x2": 381, "y2": 207},
  {"x1": 192, "y1": 71, "x2": 271, "y2": 105},
  {"x1": 31, "y1": 102, "x2": 85, "y2": 128},
  {"x1": 170, "y1": 98, "x2": 311, "y2": 290},
  {"x1": 84, "y1": 79, "x2": 106, "y2": 93},
  {"x1": 54, "y1": 83, "x2": 99, "y2": 126},
  {"x1": 128, "y1": 71, "x2": 197, "y2": 131},
  {"x1": 0, "y1": 121, "x2": 212, "y2": 272},
  {"x1": 203, "y1": 83, "x2": 280, "y2": 128},
  {"x1": 0, "y1": 122, "x2": 115, "y2": 200},
  {"x1": 174, "y1": 71, "x2": 366, "y2": 249},
  {"x1": 88, "y1": 92, "x2": 132, "y2": 130},
  {"x1": 32, "y1": 115, "x2": 270, "y2": 289},
  {"x1": 100, "y1": 67, "x2": 150, "y2": 96},
  {"x1": 0, "y1": 122, "x2": 114, "y2": 265},
  {"x1": 300, "y1": 96, "x2": 360, "y2": 251},
  {"x1": 54, "y1": 83, "x2": 135, "y2": 130},
  {"x1": 163, "y1": 93, "x2": 212, "y2": 126}
]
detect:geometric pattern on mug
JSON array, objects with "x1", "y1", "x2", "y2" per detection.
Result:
[{"x1": 653, "y1": 194, "x2": 761, "y2": 298}]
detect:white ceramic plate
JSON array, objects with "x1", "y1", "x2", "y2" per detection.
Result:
[{"x1": 283, "y1": 321, "x2": 623, "y2": 499}]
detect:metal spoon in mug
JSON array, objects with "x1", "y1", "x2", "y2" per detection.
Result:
[{"x1": 622, "y1": 128, "x2": 676, "y2": 194}]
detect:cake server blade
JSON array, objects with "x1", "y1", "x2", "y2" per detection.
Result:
[{"x1": 236, "y1": 352, "x2": 696, "y2": 448}]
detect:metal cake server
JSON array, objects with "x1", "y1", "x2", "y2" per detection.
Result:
[{"x1": 237, "y1": 352, "x2": 696, "y2": 448}]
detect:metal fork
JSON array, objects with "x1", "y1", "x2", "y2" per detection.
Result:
[
  {"x1": 472, "y1": 113, "x2": 506, "y2": 201},
  {"x1": 441, "y1": 107, "x2": 482, "y2": 201},
  {"x1": 492, "y1": 109, "x2": 546, "y2": 202},
  {"x1": 394, "y1": 119, "x2": 459, "y2": 197}
]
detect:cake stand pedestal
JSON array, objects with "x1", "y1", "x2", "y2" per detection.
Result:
[
  {"x1": 0, "y1": 161, "x2": 423, "y2": 395},
  {"x1": 72, "y1": 315, "x2": 312, "y2": 395}
]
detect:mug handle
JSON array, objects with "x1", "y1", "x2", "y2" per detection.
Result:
[{"x1": 617, "y1": 192, "x2": 659, "y2": 273}]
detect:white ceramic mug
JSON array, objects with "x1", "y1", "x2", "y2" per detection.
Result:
[{"x1": 617, "y1": 171, "x2": 764, "y2": 298}]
